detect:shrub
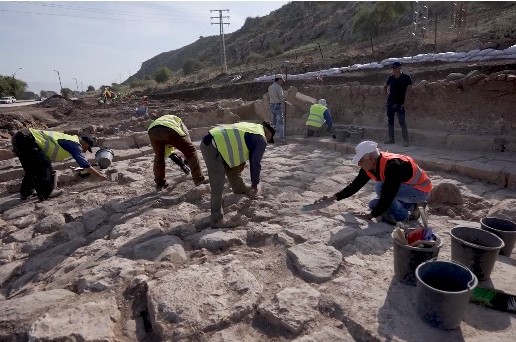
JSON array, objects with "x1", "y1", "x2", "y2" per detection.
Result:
[
  {"x1": 87, "y1": 85, "x2": 95, "y2": 92},
  {"x1": 61, "y1": 88, "x2": 72, "y2": 98},
  {"x1": 182, "y1": 59, "x2": 201, "y2": 75},
  {"x1": 154, "y1": 67, "x2": 173, "y2": 83}
]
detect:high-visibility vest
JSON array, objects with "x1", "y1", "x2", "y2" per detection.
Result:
[
  {"x1": 29, "y1": 128, "x2": 80, "y2": 162},
  {"x1": 365, "y1": 152, "x2": 432, "y2": 193},
  {"x1": 210, "y1": 122, "x2": 265, "y2": 168},
  {"x1": 306, "y1": 104, "x2": 327, "y2": 128},
  {"x1": 148, "y1": 115, "x2": 186, "y2": 136}
]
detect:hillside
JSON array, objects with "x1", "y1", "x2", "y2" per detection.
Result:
[{"x1": 129, "y1": 1, "x2": 516, "y2": 86}]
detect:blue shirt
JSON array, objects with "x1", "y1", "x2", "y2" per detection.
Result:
[
  {"x1": 57, "y1": 139, "x2": 91, "y2": 168},
  {"x1": 323, "y1": 109, "x2": 333, "y2": 129}
]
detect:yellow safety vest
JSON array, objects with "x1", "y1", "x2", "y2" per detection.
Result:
[
  {"x1": 148, "y1": 115, "x2": 186, "y2": 136},
  {"x1": 148, "y1": 115, "x2": 187, "y2": 157},
  {"x1": 306, "y1": 104, "x2": 327, "y2": 128},
  {"x1": 210, "y1": 122, "x2": 265, "y2": 168},
  {"x1": 29, "y1": 128, "x2": 80, "y2": 162}
]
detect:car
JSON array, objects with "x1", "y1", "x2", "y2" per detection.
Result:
[{"x1": 0, "y1": 96, "x2": 14, "y2": 104}]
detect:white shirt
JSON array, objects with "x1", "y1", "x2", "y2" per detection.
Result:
[{"x1": 268, "y1": 81, "x2": 285, "y2": 104}]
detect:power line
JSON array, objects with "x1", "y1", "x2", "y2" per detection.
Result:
[{"x1": 210, "y1": 9, "x2": 230, "y2": 73}]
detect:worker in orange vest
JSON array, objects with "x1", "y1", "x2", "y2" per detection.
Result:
[{"x1": 315, "y1": 140, "x2": 432, "y2": 225}]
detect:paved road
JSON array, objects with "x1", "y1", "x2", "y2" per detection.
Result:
[{"x1": 0, "y1": 100, "x2": 40, "y2": 108}]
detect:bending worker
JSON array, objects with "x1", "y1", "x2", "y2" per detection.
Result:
[
  {"x1": 11, "y1": 128, "x2": 107, "y2": 201},
  {"x1": 200, "y1": 121, "x2": 275, "y2": 227},
  {"x1": 315, "y1": 140, "x2": 431, "y2": 225},
  {"x1": 306, "y1": 99, "x2": 334, "y2": 137},
  {"x1": 148, "y1": 114, "x2": 207, "y2": 191}
]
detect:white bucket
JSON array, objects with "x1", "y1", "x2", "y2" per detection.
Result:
[{"x1": 95, "y1": 148, "x2": 114, "y2": 169}]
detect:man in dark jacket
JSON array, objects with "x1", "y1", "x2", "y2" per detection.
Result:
[{"x1": 383, "y1": 62, "x2": 412, "y2": 146}]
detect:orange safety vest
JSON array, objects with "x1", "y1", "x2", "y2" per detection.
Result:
[{"x1": 365, "y1": 152, "x2": 432, "y2": 193}]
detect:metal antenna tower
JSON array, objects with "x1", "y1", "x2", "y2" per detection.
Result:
[
  {"x1": 210, "y1": 9, "x2": 230, "y2": 73},
  {"x1": 451, "y1": 2, "x2": 469, "y2": 34},
  {"x1": 412, "y1": 1, "x2": 429, "y2": 40}
]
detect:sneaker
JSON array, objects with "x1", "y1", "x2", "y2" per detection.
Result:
[
  {"x1": 156, "y1": 182, "x2": 169, "y2": 191},
  {"x1": 194, "y1": 178, "x2": 209, "y2": 186},
  {"x1": 384, "y1": 139, "x2": 395, "y2": 144},
  {"x1": 381, "y1": 211, "x2": 398, "y2": 225},
  {"x1": 48, "y1": 189, "x2": 64, "y2": 198}
]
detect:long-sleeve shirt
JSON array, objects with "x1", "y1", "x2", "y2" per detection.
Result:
[
  {"x1": 203, "y1": 132, "x2": 266, "y2": 188},
  {"x1": 323, "y1": 109, "x2": 333, "y2": 129},
  {"x1": 268, "y1": 81, "x2": 285, "y2": 104},
  {"x1": 333, "y1": 154, "x2": 413, "y2": 217},
  {"x1": 57, "y1": 139, "x2": 91, "y2": 168}
]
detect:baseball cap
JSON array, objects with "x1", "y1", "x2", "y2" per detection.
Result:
[
  {"x1": 318, "y1": 99, "x2": 327, "y2": 106},
  {"x1": 352, "y1": 140, "x2": 378, "y2": 165},
  {"x1": 262, "y1": 121, "x2": 276, "y2": 143},
  {"x1": 392, "y1": 61, "x2": 402, "y2": 68},
  {"x1": 81, "y1": 136, "x2": 94, "y2": 153}
]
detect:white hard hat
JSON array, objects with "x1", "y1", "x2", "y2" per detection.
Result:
[{"x1": 318, "y1": 99, "x2": 327, "y2": 106}]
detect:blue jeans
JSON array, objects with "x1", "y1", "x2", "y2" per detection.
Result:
[
  {"x1": 386, "y1": 103, "x2": 408, "y2": 141},
  {"x1": 368, "y1": 182, "x2": 429, "y2": 221},
  {"x1": 270, "y1": 103, "x2": 285, "y2": 140}
]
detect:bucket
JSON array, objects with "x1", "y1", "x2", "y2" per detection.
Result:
[
  {"x1": 95, "y1": 148, "x2": 114, "y2": 169},
  {"x1": 334, "y1": 129, "x2": 349, "y2": 142},
  {"x1": 416, "y1": 259, "x2": 478, "y2": 330},
  {"x1": 450, "y1": 226, "x2": 504, "y2": 281},
  {"x1": 391, "y1": 230, "x2": 443, "y2": 286},
  {"x1": 480, "y1": 217, "x2": 516, "y2": 257}
]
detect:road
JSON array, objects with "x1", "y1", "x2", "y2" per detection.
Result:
[{"x1": 0, "y1": 100, "x2": 41, "y2": 108}]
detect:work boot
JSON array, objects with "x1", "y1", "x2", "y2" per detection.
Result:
[
  {"x1": 155, "y1": 181, "x2": 169, "y2": 191},
  {"x1": 381, "y1": 211, "x2": 398, "y2": 225},
  {"x1": 194, "y1": 177, "x2": 209, "y2": 186}
]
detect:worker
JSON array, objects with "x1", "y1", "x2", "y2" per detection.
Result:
[
  {"x1": 147, "y1": 114, "x2": 207, "y2": 191},
  {"x1": 306, "y1": 99, "x2": 334, "y2": 137},
  {"x1": 200, "y1": 121, "x2": 275, "y2": 227},
  {"x1": 314, "y1": 140, "x2": 432, "y2": 225},
  {"x1": 267, "y1": 74, "x2": 286, "y2": 144},
  {"x1": 11, "y1": 128, "x2": 107, "y2": 201}
]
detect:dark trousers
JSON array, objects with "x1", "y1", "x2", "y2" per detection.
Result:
[
  {"x1": 148, "y1": 126, "x2": 204, "y2": 186},
  {"x1": 386, "y1": 103, "x2": 409, "y2": 142},
  {"x1": 12, "y1": 131, "x2": 54, "y2": 200}
]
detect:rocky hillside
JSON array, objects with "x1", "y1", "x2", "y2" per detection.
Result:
[{"x1": 130, "y1": 1, "x2": 516, "y2": 82}]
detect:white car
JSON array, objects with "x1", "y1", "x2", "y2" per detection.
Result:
[{"x1": 0, "y1": 96, "x2": 15, "y2": 104}]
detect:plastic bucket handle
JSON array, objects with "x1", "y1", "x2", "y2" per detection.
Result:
[{"x1": 423, "y1": 258, "x2": 478, "y2": 290}]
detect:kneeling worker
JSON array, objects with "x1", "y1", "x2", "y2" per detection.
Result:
[
  {"x1": 148, "y1": 114, "x2": 207, "y2": 190},
  {"x1": 315, "y1": 140, "x2": 432, "y2": 224},
  {"x1": 200, "y1": 121, "x2": 275, "y2": 226},
  {"x1": 306, "y1": 99, "x2": 334, "y2": 138},
  {"x1": 12, "y1": 128, "x2": 107, "y2": 201}
]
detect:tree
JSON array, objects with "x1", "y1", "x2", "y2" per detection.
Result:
[
  {"x1": 61, "y1": 87, "x2": 72, "y2": 98},
  {"x1": 0, "y1": 75, "x2": 27, "y2": 98},
  {"x1": 182, "y1": 59, "x2": 200, "y2": 75},
  {"x1": 352, "y1": 2, "x2": 408, "y2": 52},
  {"x1": 154, "y1": 67, "x2": 173, "y2": 83},
  {"x1": 87, "y1": 85, "x2": 95, "y2": 92}
]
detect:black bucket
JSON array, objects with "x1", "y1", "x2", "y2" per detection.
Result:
[
  {"x1": 450, "y1": 226, "x2": 504, "y2": 281},
  {"x1": 391, "y1": 231, "x2": 443, "y2": 286},
  {"x1": 416, "y1": 260, "x2": 478, "y2": 330},
  {"x1": 480, "y1": 217, "x2": 516, "y2": 257}
]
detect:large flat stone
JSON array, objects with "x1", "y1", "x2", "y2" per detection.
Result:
[
  {"x1": 287, "y1": 241, "x2": 342, "y2": 283},
  {"x1": 454, "y1": 161, "x2": 506, "y2": 186}
]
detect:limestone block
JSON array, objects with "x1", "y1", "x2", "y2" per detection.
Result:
[
  {"x1": 465, "y1": 70, "x2": 481, "y2": 79},
  {"x1": 188, "y1": 126, "x2": 211, "y2": 141},
  {"x1": 288, "y1": 91, "x2": 316, "y2": 112},
  {"x1": 133, "y1": 132, "x2": 150, "y2": 147},
  {"x1": 446, "y1": 135, "x2": 497, "y2": 153},
  {"x1": 446, "y1": 73, "x2": 465, "y2": 81},
  {"x1": 504, "y1": 167, "x2": 516, "y2": 188},
  {"x1": 97, "y1": 135, "x2": 135, "y2": 149},
  {"x1": 231, "y1": 101, "x2": 258, "y2": 121},
  {"x1": 466, "y1": 74, "x2": 487, "y2": 85},
  {"x1": 482, "y1": 80, "x2": 516, "y2": 92},
  {"x1": 287, "y1": 240, "x2": 342, "y2": 283},
  {"x1": 416, "y1": 156, "x2": 455, "y2": 173},
  {"x1": 496, "y1": 74, "x2": 507, "y2": 81},
  {"x1": 185, "y1": 229, "x2": 247, "y2": 251},
  {"x1": 0, "y1": 149, "x2": 14, "y2": 160},
  {"x1": 35, "y1": 213, "x2": 66, "y2": 234},
  {"x1": 507, "y1": 75, "x2": 516, "y2": 81},
  {"x1": 454, "y1": 161, "x2": 506, "y2": 186},
  {"x1": 253, "y1": 99, "x2": 268, "y2": 121},
  {"x1": 132, "y1": 235, "x2": 187, "y2": 263},
  {"x1": 218, "y1": 99, "x2": 244, "y2": 109}
]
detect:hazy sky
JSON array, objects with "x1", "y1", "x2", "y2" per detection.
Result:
[{"x1": 0, "y1": 1, "x2": 288, "y2": 94}]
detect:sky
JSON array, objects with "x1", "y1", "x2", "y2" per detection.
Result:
[{"x1": 0, "y1": 0, "x2": 288, "y2": 94}]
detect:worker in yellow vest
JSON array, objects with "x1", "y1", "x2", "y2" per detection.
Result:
[
  {"x1": 147, "y1": 114, "x2": 207, "y2": 190},
  {"x1": 306, "y1": 99, "x2": 334, "y2": 137},
  {"x1": 200, "y1": 121, "x2": 275, "y2": 227},
  {"x1": 11, "y1": 128, "x2": 107, "y2": 201},
  {"x1": 314, "y1": 141, "x2": 432, "y2": 225}
]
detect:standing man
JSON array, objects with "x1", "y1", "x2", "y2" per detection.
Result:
[
  {"x1": 383, "y1": 62, "x2": 412, "y2": 147},
  {"x1": 306, "y1": 99, "x2": 334, "y2": 137},
  {"x1": 268, "y1": 74, "x2": 286, "y2": 144},
  {"x1": 11, "y1": 128, "x2": 107, "y2": 201},
  {"x1": 148, "y1": 114, "x2": 207, "y2": 191},
  {"x1": 315, "y1": 141, "x2": 431, "y2": 225},
  {"x1": 200, "y1": 121, "x2": 275, "y2": 227}
]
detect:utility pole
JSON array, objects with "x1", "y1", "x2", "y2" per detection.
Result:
[
  {"x1": 81, "y1": 81, "x2": 84, "y2": 93},
  {"x1": 11, "y1": 67, "x2": 22, "y2": 96},
  {"x1": 54, "y1": 69, "x2": 63, "y2": 95},
  {"x1": 72, "y1": 78, "x2": 79, "y2": 92},
  {"x1": 210, "y1": 9, "x2": 230, "y2": 73}
]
